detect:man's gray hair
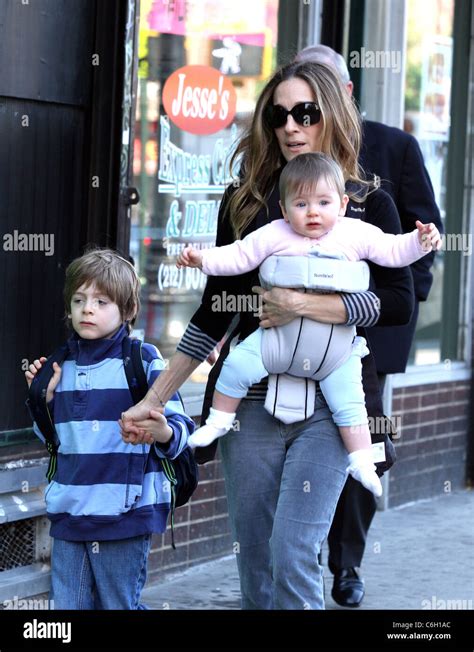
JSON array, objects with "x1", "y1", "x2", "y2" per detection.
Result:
[{"x1": 294, "y1": 44, "x2": 351, "y2": 85}]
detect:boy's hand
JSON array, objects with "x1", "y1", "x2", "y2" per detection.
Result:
[
  {"x1": 120, "y1": 410, "x2": 173, "y2": 445},
  {"x1": 25, "y1": 358, "x2": 62, "y2": 403},
  {"x1": 176, "y1": 246, "x2": 203, "y2": 269},
  {"x1": 416, "y1": 220, "x2": 442, "y2": 252}
]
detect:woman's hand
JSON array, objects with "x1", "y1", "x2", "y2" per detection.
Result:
[
  {"x1": 25, "y1": 357, "x2": 62, "y2": 403},
  {"x1": 120, "y1": 408, "x2": 172, "y2": 446},
  {"x1": 120, "y1": 397, "x2": 164, "y2": 445},
  {"x1": 252, "y1": 285, "x2": 348, "y2": 326},
  {"x1": 120, "y1": 351, "x2": 202, "y2": 445},
  {"x1": 252, "y1": 286, "x2": 304, "y2": 328}
]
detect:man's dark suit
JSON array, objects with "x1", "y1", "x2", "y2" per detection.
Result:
[{"x1": 328, "y1": 120, "x2": 443, "y2": 575}]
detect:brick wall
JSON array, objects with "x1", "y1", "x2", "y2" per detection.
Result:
[
  {"x1": 147, "y1": 379, "x2": 471, "y2": 578},
  {"x1": 389, "y1": 380, "x2": 469, "y2": 506},
  {"x1": 147, "y1": 455, "x2": 232, "y2": 582}
]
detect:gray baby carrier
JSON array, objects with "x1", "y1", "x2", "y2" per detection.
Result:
[{"x1": 258, "y1": 251, "x2": 370, "y2": 424}]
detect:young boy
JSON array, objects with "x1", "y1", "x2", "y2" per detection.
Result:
[
  {"x1": 25, "y1": 248, "x2": 194, "y2": 609},
  {"x1": 177, "y1": 153, "x2": 442, "y2": 497}
]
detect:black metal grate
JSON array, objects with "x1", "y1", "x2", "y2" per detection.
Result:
[{"x1": 0, "y1": 520, "x2": 36, "y2": 571}]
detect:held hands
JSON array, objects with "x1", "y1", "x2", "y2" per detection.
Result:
[
  {"x1": 176, "y1": 246, "x2": 203, "y2": 270},
  {"x1": 25, "y1": 358, "x2": 62, "y2": 403},
  {"x1": 416, "y1": 220, "x2": 442, "y2": 252},
  {"x1": 120, "y1": 401, "x2": 172, "y2": 446}
]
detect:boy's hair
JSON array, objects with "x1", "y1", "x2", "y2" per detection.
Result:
[
  {"x1": 64, "y1": 248, "x2": 140, "y2": 333},
  {"x1": 279, "y1": 152, "x2": 346, "y2": 205}
]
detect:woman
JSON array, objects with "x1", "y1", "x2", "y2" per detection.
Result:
[{"x1": 121, "y1": 61, "x2": 414, "y2": 609}]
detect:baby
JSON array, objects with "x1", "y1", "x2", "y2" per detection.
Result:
[{"x1": 177, "y1": 153, "x2": 442, "y2": 496}]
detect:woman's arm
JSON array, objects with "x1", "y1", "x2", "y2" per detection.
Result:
[
  {"x1": 148, "y1": 351, "x2": 202, "y2": 407},
  {"x1": 121, "y1": 185, "x2": 245, "y2": 436},
  {"x1": 254, "y1": 286, "x2": 349, "y2": 328},
  {"x1": 121, "y1": 352, "x2": 201, "y2": 444}
]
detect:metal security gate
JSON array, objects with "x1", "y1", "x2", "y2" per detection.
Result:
[{"x1": 0, "y1": 520, "x2": 36, "y2": 572}]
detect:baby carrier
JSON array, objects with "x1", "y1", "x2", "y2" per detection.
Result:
[{"x1": 258, "y1": 252, "x2": 396, "y2": 474}]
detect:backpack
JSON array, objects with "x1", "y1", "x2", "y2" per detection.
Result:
[{"x1": 26, "y1": 336, "x2": 198, "y2": 549}]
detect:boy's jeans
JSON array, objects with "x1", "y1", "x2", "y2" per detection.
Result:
[
  {"x1": 51, "y1": 534, "x2": 151, "y2": 609},
  {"x1": 220, "y1": 393, "x2": 348, "y2": 609}
]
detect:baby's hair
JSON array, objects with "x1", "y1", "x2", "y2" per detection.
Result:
[
  {"x1": 64, "y1": 247, "x2": 141, "y2": 333},
  {"x1": 279, "y1": 153, "x2": 346, "y2": 205}
]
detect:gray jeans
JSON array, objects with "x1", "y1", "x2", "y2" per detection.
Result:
[{"x1": 219, "y1": 393, "x2": 348, "y2": 609}]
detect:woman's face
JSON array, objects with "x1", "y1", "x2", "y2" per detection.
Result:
[{"x1": 272, "y1": 77, "x2": 324, "y2": 162}]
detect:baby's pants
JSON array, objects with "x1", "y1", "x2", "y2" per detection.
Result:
[{"x1": 215, "y1": 327, "x2": 369, "y2": 426}]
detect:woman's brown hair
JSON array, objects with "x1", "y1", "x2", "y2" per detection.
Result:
[{"x1": 227, "y1": 61, "x2": 375, "y2": 238}]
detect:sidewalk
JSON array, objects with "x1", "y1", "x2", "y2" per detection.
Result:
[{"x1": 142, "y1": 490, "x2": 474, "y2": 610}]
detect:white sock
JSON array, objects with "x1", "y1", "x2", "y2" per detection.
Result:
[
  {"x1": 347, "y1": 449, "x2": 383, "y2": 497},
  {"x1": 188, "y1": 408, "x2": 236, "y2": 449}
]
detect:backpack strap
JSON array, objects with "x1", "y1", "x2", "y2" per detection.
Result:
[
  {"x1": 122, "y1": 336, "x2": 148, "y2": 403},
  {"x1": 26, "y1": 344, "x2": 69, "y2": 482}
]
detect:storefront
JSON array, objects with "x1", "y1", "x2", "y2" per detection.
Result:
[
  {"x1": 128, "y1": 0, "x2": 279, "y2": 398},
  {"x1": 126, "y1": 0, "x2": 473, "y2": 511}
]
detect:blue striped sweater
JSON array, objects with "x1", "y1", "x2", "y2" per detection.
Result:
[{"x1": 32, "y1": 325, "x2": 195, "y2": 541}]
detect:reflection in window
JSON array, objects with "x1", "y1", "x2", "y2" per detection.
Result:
[
  {"x1": 404, "y1": 0, "x2": 454, "y2": 365},
  {"x1": 130, "y1": 0, "x2": 279, "y2": 387}
]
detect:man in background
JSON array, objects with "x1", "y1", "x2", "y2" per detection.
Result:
[{"x1": 295, "y1": 44, "x2": 443, "y2": 608}]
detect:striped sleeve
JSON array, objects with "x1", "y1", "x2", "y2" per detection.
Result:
[
  {"x1": 341, "y1": 290, "x2": 381, "y2": 327},
  {"x1": 176, "y1": 322, "x2": 219, "y2": 362},
  {"x1": 141, "y1": 343, "x2": 195, "y2": 459}
]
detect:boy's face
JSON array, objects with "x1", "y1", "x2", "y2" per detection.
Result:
[
  {"x1": 69, "y1": 282, "x2": 122, "y2": 340},
  {"x1": 280, "y1": 177, "x2": 349, "y2": 239}
]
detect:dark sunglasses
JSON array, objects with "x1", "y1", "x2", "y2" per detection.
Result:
[{"x1": 265, "y1": 102, "x2": 321, "y2": 129}]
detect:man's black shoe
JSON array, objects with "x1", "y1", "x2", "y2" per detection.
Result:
[{"x1": 331, "y1": 567, "x2": 365, "y2": 607}]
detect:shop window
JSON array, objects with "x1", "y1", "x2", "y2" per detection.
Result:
[
  {"x1": 404, "y1": 0, "x2": 454, "y2": 365},
  {"x1": 130, "y1": 0, "x2": 279, "y2": 388}
]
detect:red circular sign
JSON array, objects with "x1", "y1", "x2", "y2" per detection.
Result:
[{"x1": 162, "y1": 65, "x2": 237, "y2": 135}]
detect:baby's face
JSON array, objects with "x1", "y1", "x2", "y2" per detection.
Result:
[
  {"x1": 69, "y1": 282, "x2": 122, "y2": 340},
  {"x1": 280, "y1": 178, "x2": 348, "y2": 239}
]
